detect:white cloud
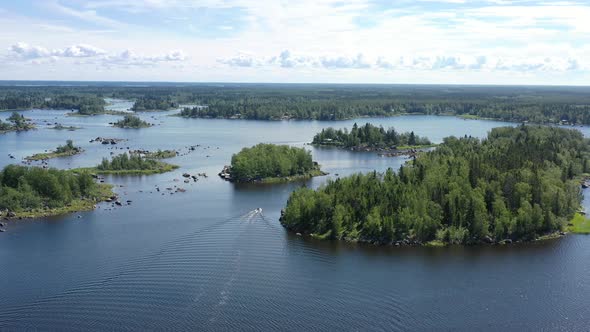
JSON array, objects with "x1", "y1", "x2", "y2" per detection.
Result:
[
  {"x1": 7, "y1": 42, "x2": 186, "y2": 67},
  {"x1": 8, "y1": 42, "x2": 105, "y2": 60},
  {"x1": 101, "y1": 49, "x2": 188, "y2": 67},
  {"x1": 218, "y1": 50, "x2": 586, "y2": 73}
]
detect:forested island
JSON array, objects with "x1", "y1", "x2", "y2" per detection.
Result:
[
  {"x1": 219, "y1": 144, "x2": 326, "y2": 183},
  {"x1": 3, "y1": 84, "x2": 590, "y2": 124},
  {"x1": 281, "y1": 125, "x2": 589, "y2": 245},
  {"x1": 26, "y1": 140, "x2": 83, "y2": 161},
  {"x1": 76, "y1": 153, "x2": 178, "y2": 175},
  {"x1": 131, "y1": 96, "x2": 178, "y2": 111},
  {"x1": 0, "y1": 165, "x2": 113, "y2": 219},
  {"x1": 0, "y1": 112, "x2": 35, "y2": 133},
  {"x1": 113, "y1": 114, "x2": 152, "y2": 128},
  {"x1": 312, "y1": 123, "x2": 433, "y2": 151}
]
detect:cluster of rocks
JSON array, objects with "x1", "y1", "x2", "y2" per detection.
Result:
[
  {"x1": 218, "y1": 166, "x2": 232, "y2": 181},
  {"x1": 90, "y1": 137, "x2": 126, "y2": 145},
  {"x1": 105, "y1": 194, "x2": 132, "y2": 207},
  {"x1": 181, "y1": 172, "x2": 207, "y2": 183}
]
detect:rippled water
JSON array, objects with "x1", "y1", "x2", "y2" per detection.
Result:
[{"x1": 1, "y1": 109, "x2": 589, "y2": 331}]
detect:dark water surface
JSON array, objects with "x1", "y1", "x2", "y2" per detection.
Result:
[{"x1": 1, "y1": 109, "x2": 589, "y2": 331}]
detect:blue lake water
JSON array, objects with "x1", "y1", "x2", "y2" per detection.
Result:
[{"x1": 0, "y1": 109, "x2": 589, "y2": 331}]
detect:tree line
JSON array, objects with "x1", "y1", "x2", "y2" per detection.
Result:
[
  {"x1": 4, "y1": 84, "x2": 590, "y2": 123},
  {"x1": 281, "y1": 125, "x2": 588, "y2": 244},
  {"x1": 131, "y1": 96, "x2": 178, "y2": 111},
  {"x1": 0, "y1": 165, "x2": 99, "y2": 212},
  {"x1": 312, "y1": 123, "x2": 431, "y2": 149}
]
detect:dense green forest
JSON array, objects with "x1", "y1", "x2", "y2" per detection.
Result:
[
  {"x1": 3, "y1": 83, "x2": 590, "y2": 123},
  {"x1": 131, "y1": 96, "x2": 178, "y2": 111},
  {"x1": 227, "y1": 144, "x2": 323, "y2": 182},
  {"x1": 0, "y1": 112, "x2": 35, "y2": 133},
  {"x1": 281, "y1": 125, "x2": 588, "y2": 245},
  {"x1": 87, "y1": 153, "x2": 178, "y2": 174},
  {"x1": 0, "y1": 165, "x2": 111, "y2": 217},
  {"x1": 0, "y1": 92, "x2": 105, "y2": 114},
  {"x1": 312, "y1": 123, "x2": 432, "y2": 149},
  {"x1": 113, "y1": 114, "x2": 151, "y2": 128}
]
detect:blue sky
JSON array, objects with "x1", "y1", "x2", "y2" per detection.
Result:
[{"x1": 0, "y1": 0, "x2": 589, "y2": 84}]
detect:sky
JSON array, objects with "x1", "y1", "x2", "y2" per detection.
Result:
[{"x1": 0, "y1": 0, "x2": 589, "y2": 85}]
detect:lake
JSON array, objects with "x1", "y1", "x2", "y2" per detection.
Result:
[{"x1": 0, "y1": 109, "x2": 589, "y2": 331}]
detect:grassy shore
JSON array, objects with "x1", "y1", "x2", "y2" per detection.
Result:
[
  {"x1": 26, "y1": 149, "x2": 83, "y2": 161},
  {"x1": 246, "y1": 169, "x2": 327, "y2": 184},
  {"x1": 49, "y1": 124, "x2": 81, "y2": 130},
  {"x1": 74, "y1": 162, "x2": 179, "y2": 175},
  {"x1": 8, "y1": 184, "x2": 114, "y2": 219},
  {"x1": 568, "y1": 213, "x2": 590, "y2": 234},
  {"x1": 132, "y1": 149, "x2": 177, "y2": 159}
]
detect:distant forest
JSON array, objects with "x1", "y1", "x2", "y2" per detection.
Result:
[{"x1": 2, "y1": 83, "x2": 590, "y2": 123}]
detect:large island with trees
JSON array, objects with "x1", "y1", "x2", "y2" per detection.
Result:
[
  {"x1": 0, "y1": 165, "x2": 113, "y2": 219},
  {"x1": 312, "y1": 123, "x2": 433, "y2": 151},
  {"x1": 281, "y1": 125, "x2": 588, "y2": 245},
  {"x1": 219, "y1": 144, "x2": 326, "y2": 183}
]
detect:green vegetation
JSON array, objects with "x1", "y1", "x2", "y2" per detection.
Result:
[
  {"x1": 76, "y1": 153, "x2": 178, "y2": 175},
  {"x1": 281, "y1": 125, "x2": 589, "y2": 245},
  {"x1": 0, "y1": 165, "x2": 113, "y2": 219},
  {"x1": 26, "y1": 140, "x2": 83, "y2": 161},
  {"x1": 131, "y1": 149, "x2": 177, "y2": 159},
  {"x1": 113, "y1": 114, "x2": 152, "y2": 128},
  {"x1": 0, "y1": 112, "x2": 35, "y2": 133},
  {"x1": 132, "y1": 96, "x2": 178, "y2": 111},
  {"x1": 228, "y1": 144, "x2": 325, "y2": 182},
  {"x1": 568, "y1": 213, "x2": 590, "y2": 234},
  {"x1": 48, "y1": 95, "x2": 106, "y2": 115},
  {"x1": 0, "y1": 92, "x2": 105, "y2": 114},
  {"x1": 49, "y1": 124, "x2": 81, "y2": 131},
  {"x1": 4, "y1": 84, "x2": 590, "y2": 124},
  {"x1": 312, "y1": 123, "x2": 432, "y2": 150}
]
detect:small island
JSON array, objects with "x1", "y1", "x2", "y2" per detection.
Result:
[
  {"x1": 113, "y1": 114, "x2": 152, "y2": 128},
  {"x1": 0, "y1": 112, "x2": 35, "y2": 133},
  {"x1": 312, "y1": 123, "x2": 434, "y2": 156},
  {"x1": 132, "y1": 97, "x2": 178, "y2": 111},
  {"x1": 26, "y1": 140, "x2": 83, "y2": 161},
  {"x1": 49, "y1": 124, "x2": 81, "y2": 131},
  {"x1": 281, "y1": 125, "x2": 590, "y2": 246},
  {"x1": 76, "y1": 153, "x2": 178, "y2": 175},
  {"x1": 130, "y1": 149, "x2": 177, "y2": 159},
  {"x1": 219, "y1": 143, "x2": 326, "y2": 183},
  {"x1": 0, "y1": 165, "x2": 113, "y2": 219}
]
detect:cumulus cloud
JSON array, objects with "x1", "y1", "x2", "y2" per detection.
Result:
[
  {"x1": 218, "y1": 53, "x2": 258, "y2": 67},
  {"x1": 101, "y1": 49, "x2": 188, "y2": 67},
  {"x1": 320, "y1": 54, "x2": 371, "y2": 69},
  {"x1": 8, "y1": 42, "x2": 105, "y2": 60},
  {"x1": 217, "y1": 50, "x2": 585, "y2": 73},
  {"x1": 7, "y1": 42, "x2": 187, "y2": 67},
  {"x1": 9, "y1": 42, "x2": 51, "y2": 59}
]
